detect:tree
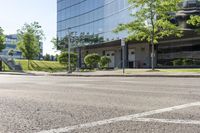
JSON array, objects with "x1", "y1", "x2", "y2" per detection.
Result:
[
  {"x1": 114, "y1": 0, "x2": 183, "y2": 70},
  {"x1": 17, "y1": 22, "x2": 45, "y2": 42},
  {"x1": 55, "y1": 54, "x2": 59, "y2": 61},
  {"x1": 44, "y1": 54, "x2": 51, "y2": 61},
  {"x1": 17, "y1": 22, "x2": 45, "y2": 69},
  {"x1": 18, "y1": 32, "x2": 40, "y2": 69},
  {"x1": 0, "y1": 27, "x2": 5, "y2": 52},
  {"x1": 0, "y1": 27, "x2": 5, "y2": 71},
  {"x1": 51, "y1": 37, "x2": 59, "y2": 51}
]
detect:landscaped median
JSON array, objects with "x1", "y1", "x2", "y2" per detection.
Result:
[{"x1": 15, "y1": 59, "x2": 66, "y2": 72}]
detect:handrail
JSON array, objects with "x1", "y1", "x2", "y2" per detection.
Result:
[{"x1": 0, "y1": 55, "x2": 22, "y2": 71}]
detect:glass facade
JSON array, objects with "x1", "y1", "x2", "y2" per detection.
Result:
[
  {"x1": 157, "y1": 0, "x2": 200, "y2": 67},
  {"x1": 182, "y1": 0, "x2": 200, "y2": 8},
  {"x1": 57, "y1": 0, "x2": 131, "y2": 48},
  {"x1": 0, "y1": 34, "x2": 22, "y2": 59},
  {"x1": 0, "y1": 34, "x2": 43, "y2": 59},
  {"x1": 57, "y1": 0, "x2": 200, "y2": 68}
]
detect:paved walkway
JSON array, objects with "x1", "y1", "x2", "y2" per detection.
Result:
[
  {"x1": 53, "y1": 70, "x2": 200, "y2": 77},
  {"x1": 34, "y1": 69, "x2": 200, "y2": 78},
  {"x1": 1, "y1": 69, "x2": 200, "y2": 78}
]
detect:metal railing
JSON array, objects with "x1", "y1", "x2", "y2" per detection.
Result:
[{"x1": 0, "y1": 55, "x2": 22, "y2": 71}]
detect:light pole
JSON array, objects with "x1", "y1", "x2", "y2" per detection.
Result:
[{"x1": 67, "y1": 28, "x2": 72, "y2": 73}]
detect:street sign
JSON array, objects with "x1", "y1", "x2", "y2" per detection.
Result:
[
  {"x1": 151, "y1": 52, "x2": 155, "y2": 57},
  {"x1": 121, "y1": 38, "x2": 126, "y2": 47}
]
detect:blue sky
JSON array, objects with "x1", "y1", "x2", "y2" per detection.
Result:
[{"x1": 0, "y1": 0, "x2": 57, "y2": 55}]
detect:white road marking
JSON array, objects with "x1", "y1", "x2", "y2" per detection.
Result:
[
  {"x1": 38, "y1": 102, "x2": 200, "y2": 133},
  {"x1": 134, "y1": 118, "x2": 200, "y2": 125}
]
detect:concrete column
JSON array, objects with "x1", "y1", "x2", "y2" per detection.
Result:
[
  {"x1": 76, "y1": 48, "x2": 82, "y2": 70},
  {"x1": 155, "y1": 44, "x2": 158, "y2": 68},
  {"x1": 121, "y1": 43, "x2": 129, "y2": 68},
  {"x1": 125, "y1": 42, "x2": 129, "y2": 68},
  {"x1": 148, "y1": 44, "x2": 151, "y2": 68}
]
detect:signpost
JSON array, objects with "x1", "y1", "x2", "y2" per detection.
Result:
[{"x1": 121, "y1": 38, "x2": 125, "y2": 74}]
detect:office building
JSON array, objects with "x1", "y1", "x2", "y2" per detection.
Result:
[
  {"x1": 57, "y1": 0, "x2": 200, "y2": 68},
  {"x1": 0, "y1": 34, "x2": 22, "y2": 59}
]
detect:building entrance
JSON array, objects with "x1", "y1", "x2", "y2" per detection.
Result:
[
  {"x1": 128, "y1": 49, "x2": 136, "y2": 68},
  {"x1": 105, "y1": 51, "x2": 115, "y2": 68}
]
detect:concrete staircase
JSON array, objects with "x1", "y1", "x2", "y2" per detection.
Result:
[{"x1": 0, "y1": 56, "x2": 22, "y2": 71}]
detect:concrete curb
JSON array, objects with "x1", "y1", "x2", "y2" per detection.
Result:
[
  {"x1": 1, "y1": 72, "x2": 200, "y2": 78},
  {"x1": 48, "y1": 74, "x2": 200, "y2": 78},
  {"x1": 0, "y1": 72, "x2": 28, "y2": 76},
  {"x1": 0, "y1": 72, "x2": 40, "y2": 76}
]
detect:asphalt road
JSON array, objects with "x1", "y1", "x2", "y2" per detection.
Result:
[{"x1": 0, "y1": 75, "x2": 200, "y2": 133}]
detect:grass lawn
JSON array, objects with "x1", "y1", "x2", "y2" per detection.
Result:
[
  {"x1": 123, "y1": 68, "x2": 200, "y2": 74},
  {"x1": 160, "y1": 69, "x2": 200, "y2": 73},
  {"x1": 15, "y1": 59, "x2": 66, "y2": 72},
  {"x1": 2, "y1": 62, "x2": 10, "y2": 72}
]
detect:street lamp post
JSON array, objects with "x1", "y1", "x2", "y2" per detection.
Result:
[{"x1": 67, "y1": 28, "x2": 72, "y2": 73}]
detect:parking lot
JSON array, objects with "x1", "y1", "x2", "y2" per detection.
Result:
[{"x1": 0, "y1": 75, "x2": 200, "y2": 133}]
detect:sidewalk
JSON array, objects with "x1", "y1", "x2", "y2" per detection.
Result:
[
  {"x1": 0, "y1": 71, "x2": 29, "y2": 76},
  {"x1": 49, "y1": 69, "x2": 200, "y2": 78},
  {"x1": 0, "y1": 71, "x2": 48, "y2": 76},
  {"x1": 1, "y1": 69, "x2": 200, "y2": 78}
]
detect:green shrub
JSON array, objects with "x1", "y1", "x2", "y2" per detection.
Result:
[
  {"x1": 99, "y1": 56, "x2": 111, "y2": 69},
  {"x1": 194, "y1": 60, "x2": 200, "y2": 65},
  {"x1": 183, "y1": 59, "x2": 193, "y2": 66},
  {"x1": 8, "y1": 49, "x2": 15, "y2": 57},
  {"x1": 172, "y1": 59, "x2": 183, "y2": 66},
  {"x1": 58, "y1": 52, "x2": 77, "y2": 70},
  {"x1": 84, "y1": 53, "x2": 101, "y2": 69}
]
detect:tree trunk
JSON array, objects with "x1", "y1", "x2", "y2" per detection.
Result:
[
  {"x1": 150, "y1": 0, "x2": 155, "y2": 70},
  {"x1": 151, "y1": 43, "x2": 155, "y2": 70},
  {"x1": 28, "y1": 60, "x2": 30, "y2": 70},
  {"x1": 0, "y1": 60, "x2": 2, "y2": 72}
]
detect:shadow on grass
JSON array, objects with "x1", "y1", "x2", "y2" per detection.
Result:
[
  {"x1": 30, "y1": 61, "x2": 41, "y2": 71},
  {"x1": 146, "y1": 69, "x2": 160, "y2": 72},
  {"x1": 30, "y1": 61, "x2": 65, "y2": 72}
]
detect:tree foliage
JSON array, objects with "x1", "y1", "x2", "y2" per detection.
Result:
[
  {"x1": 0, "y1": 27, "x2": 5, "y2": 52},
  {"x1": 8, "y1": 49, "x2": 15, "y2": 57},
  {"x1": 17, "y1": 22, "x2": 45, "y2": 69},
  {"x1": 57, "y1": 32, "x2": 104, "y2": 51},
  {"x1": 44, "y1": 54, "x2": 51, "y2": 61},
  {"x1": 17, "y1": 21, "x2": 45, "y2": 42},
  {"x1": 18, "y1": 32, "x2": 40, "y2": 60},
  {"x1": 115, "y1": 0, "x2": 182, "y2": 43},
  {"x1": 114, "y1": 0, "x2": 183, "y2": 69},
  {"x1": 51, "y1": 37, "x2": 58, "y2": 51}
]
